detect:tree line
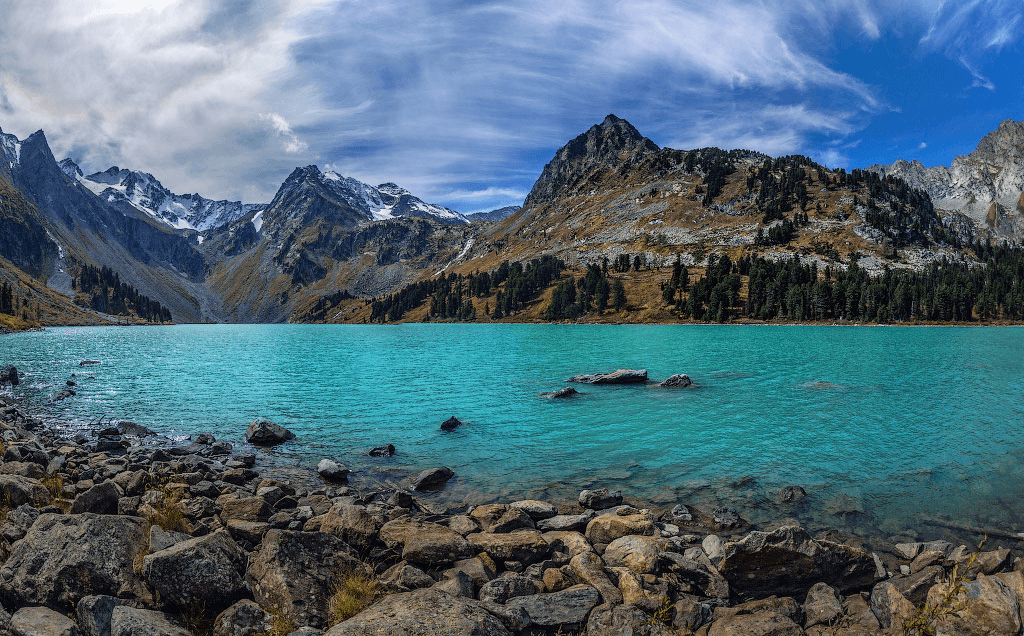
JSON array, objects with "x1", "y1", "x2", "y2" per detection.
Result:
[
  {"x1": 73, "y1": 265, "x2": 172, "y2": 323},
  {"x1": 543, "y1": 263, "x2": 627, "y2": 320}
]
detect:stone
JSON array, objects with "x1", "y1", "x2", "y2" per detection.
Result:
[
  {"x1": 587, "y1": 603, "x2": 677, "y2": 636},
  {"x1": 613, "y1": 567, "x2": 670, "y2": 612},
  {"x1": 509, "y1": 500, "x2": 557, "y2": 520},
  {"x1": 448, "y1": 515, "x2": 480, "y2": 536},
  {"x1": 379, "y1": 518, "x2": 474, "y2": 565},
  {"x1": 441, "y1": 416, "x2": 463, "y2": 431},
  {"x1": 11, "y1": 607, "x2": 82, "y2": 636},
  {"x1": 316, "y1": 459, "x2": 348, "y2": 482},
  {"x1": 446, "y1": 557, "x2": 496, "y2": 589},
  {"x1": 603, "y1": 535, "x2": 665, "y2": 575},
  {"x1": 143, "y1": 530, "x2": 248, "y2": 610},
  {"x1": 708, "y1": 611, "x2": 805, "y2": 636},
  {"x1": 926, "y1": 573, "x2": 1021, "y2": 636},
  {"x1": 319, "y1": 503, "x2": 381, "y2": 551},
  {"x1": 674, "y1": 595, "x2": 713, "y2": 631},
  {"x1": 671, "y1": 504, "x2": 694, "y2": 523},
  {"x1": 468, "y1": 530, "x2": 549, "y2": 564},
  {"x1": 892, "y1": 564, "x2": 944, "y2": 604},
  {"x1": 779, "y1": 486, "x2": 807, "y2": 503},
  {"x1": 246, "y1": 530, "x2": 362, "y2": 629},
  {"x1": 0, "y1": 514, "x2": 149, "y2": 610},
  {"x1": 433, "y1": 570, "x2": 476, "y2": 598},
  {"x1": 76, "y1": 595, "x2": 120, "y2": 636},
  {"x1": 0, "y1": 461, "x2": 45, "y2": 479},
  {"x1": 219, "y1": 496, "x2": 273, "y2": 522},
  {"x1": 70, "y1": 481, "x2": 121, "y2": 515},
  {"x1": 909, "y1": 549, "x2": 945, "y2": 573},
  {"x1": 712, "y1": 506, "x2": 743, "y2": 529},
  {"x1": 570, "y1": 551, "x2": 622, "y2": 604},
  {"x1": 0, "y1": 503, "x2": 40, "y2": 543},
  {"x1": 52, "y1": 388, "x2": 76, "y2": 402},
  {"x1": 537, "y1": 512, "x2": 594, "y2": 532},
  {"x1": 382, "y1": 561, "x2": 436, "y2": 590},
  {"x1": 0, "y1": 474, "x2": 51, "y2": 507},
  {"x1": 0, "y1": 365, "x2": 18, "y2": 387},
  {"x1": 659, "y1": 373, "x2": 693, "y2": 387},
  {"x1": 367, "y1": 444, "x2": 395, "y2": 457},
  {"x1": 544, "y1": 387, "x2": 579, "y2": 398},
  {"x1": 714, "y1": 596, "x2": 803, "y2": 624},
  {"x1": 109, "y1": 607, "x2": 190, "y2": 636},
  {"x1": 969, "y1": 548, "x2": 1014, "y2": 577},
  {"x1": 543, "y1": 530, "x2": 595, "y2": 557},
  {"x1": 566, "y1": 369, "x2": 648, "y2": 384},
  {"x1": 659, "y1": 552, "x2": 730, "y2": 599},
  {"x1": 505, "y1": 585, "x2": 601, "y2": 629},
  {"x1": 718, "y1": 525, "x2": 877, "y2": 598},
  {"x1": 543, "y1": 567, "x2": 572, "y2": 593},
  {"x1": 803, "y1": 582, "x2": 842, "y2": 628},
  {"x1": 324, "y1": 588, "x2": 513, "y2": 636},
  {"x1": 703, "y1": 534, "x2": 726, "y2": 561},
  {"x1": 148, "y1": 525, "x2": 191, "y2": 553},
  {"x1": 405, "y1": 466, "x2": 454, "y2": 491},
  {"x1": 479, "y1": 574, "x2": 543, "y2": 604},
  {"x1": 869, "y1": 581, "x2": 915, "y2": 630},
  {"x1": 244, "y1": 418, "x2": 295, "y2": 445},
  {"x1": 578, "y1": 487, "x2": 622, "y2": 509},
  {"x1": 585, "y1": 509, "x2": 656, "y2": 545},
  {"x1": 212, "y1": 599, "x2": 273, "y2": 636}
]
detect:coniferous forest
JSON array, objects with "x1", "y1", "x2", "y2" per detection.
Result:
[{"x1": 72, "y1": 264, "x2": 172, "y2": 323}]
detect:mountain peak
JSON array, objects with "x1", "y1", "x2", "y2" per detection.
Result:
[{"x1": 58, "y1": 158, "x2": 83, "y2": 179}]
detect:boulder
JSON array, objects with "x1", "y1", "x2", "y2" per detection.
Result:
[
  {"x1": 470, "y1": 505, "x2": 534, "y2": 534},
  {"x1": 148, "y1": 526, "x2": 191, "y2": 553},
  {"x1": 379, "y1": 518, "x2": 474, "y2": 566},
  {"x1": 0, "y1": 474, "x2": 51, "y2": 507},
  {"x1": 76, "y1": 595, "x2": 120, "y2": 636},
  {"x1": 10, "y1": 607, "x2": 82, "y2": 636},
  {"x1": 578, "y1": 488, "x2": 622, "y2": 509},
  {"x1": 441, "y1": 416, "x2": 463, "y2": 431},
  {"x1": 567, "y1": 369, "x2": 648, "y2": 384},
  {"x1": 892, "y1": 565, "x2": 944, "y2": 604},
  {"x1": 246, "y1": 530, "x2": 362, "y2": 629},
  {"x1": 479, "y1": 574, "x2": 543, "y2": 604},
  {"x1": 79, "y1": 360, "x2": 101, "y2": 366},
  {"x1": 926, "y1": 574, "x2": 1021, "y2": 636},
  {"x1": 587, "y1": 603, "x2": 678, "y2": 636},
  {"x1": 0, "y1": 514, "x2": 149, "y2": 610},
  {"x1": 52, "y1": 388, "x2": 76, "y2": 402},
  {"x1": 0, "y1": 365, "x2": 18, "y2": 386},
  {"x1": 219, "y1": 496, "x2": 273, "y2": 522},
  {"x1": 537, "y1": 511, "x2": 595, "y2": 532},
  {"x1": 212, "y1": 600, "x2": 273, "y2": 636},
  {"x1": 319, "y1": 503, "x2": 381, "y2": 551},
  {"x1": 658, "y1": 374, "x2": 692, "y2": 387},
  {"x1": 659, "y1": 552, "x2": 730, "y2": 599},
  {"x1": 585, "y1": 509, "x2": 656, "y2": 545},
  {"x1": 468, "y1": 530, "x2": 549, "y2": 564},
  {"x1": 570, "y1": 551, "x2": 623, "y2": 605},
  {"x1": 0, "y1": 503, "x2": 40, "y2": 543},
  {"x1": 509, "y1": 500, "x2": 557, "y2": 520},
  {"x1": 544, "y1": 387, "x2": 579, "y2": 398},
  {"x1": 779, "y1": 486, "x2": 807, "y2": 503},
  {"x1": 243, "y1": 419, "x2": 295, "y2": 445},
  {"x1": 433, "y1": 570, "x2": 476, "y2": 598},
  {"x1": 718, "y1": 526, "x2": 877, "y2": 598},
  {"x1": 316, "y1": 459, "x2": 349, "y2": 482},
  {"x1": 143, "y1": 530, "x2": 248, "y2": 610},
  {"x1": 382, "y1": 561, "x2": 435, "y2": 591},
  {"x1": 707, "y1": 611, "x2": 804, "y2": 636},
  {"x1": 70, "y1": 481, "x2": 121, "y2": 515},
  {"x1": 405, "y1": 466, "x2": 454, "y2": 492},
  {"x1": 603, "y1": 535, "x2": 665, "y2": 575},
  {"x1": 869, "y1": 581, "x2": 915, "y2": 630},
  {"x1": 367, "y1": 444, "x2": 395, "y2": 457},
  {"x1": 803, "y1": 582, "x2": 842, "y2": 628},
  {"x1": 109, "y1": 607, "x2": 190, "y2": 636},
  {"x1": 324, "y1": 588, "x2": 512, "y2": 636},
  {"x1": 505, "y1": 585, "x2": 601, "y2": 630}
]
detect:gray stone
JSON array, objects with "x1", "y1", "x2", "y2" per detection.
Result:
[
  {"x1": 0, "y1": 365, "x2": 19, "y2": 387},
  {"x1": 212, "y1": 600, "x2": 273, "y2": 636},
  {"x1": 0, "y1": 503, "x2": 40, "y2": 543},
  {"x1": 567, "y1": 369, "x2": 648, "y2": 384},
  {"x1": 76, "y1": 595, "x2": 119, "y2": 636},
  {"x1": 318, "y1": 503, "x2": 381, "y2": 551},
  {"x1": 0, "y1": 514, "x2": 149, "y2": 610},
  {"x1": 109, "y1": 607, "x2": 190, "y2": 636},
  {"x1": 707, "y1": 611, "x2": 804, "y2": 636},
  {"x1": 545, "y1": 386, "x2": 579, "y2": 398},
  {"x1": 70, "y1": 482, "x2": 121, "y2": 515},
  {"x1": 440, "y1": 416, "x2": 463, "y2": 431},
  {"x1": 508, "y1": 500, "x2": 557, "y2": 520},
  {"x1": 478, "y1": 574, "x2": 543, "y2": 604},
  {"x1": 433, "y1": 570, "x2": 475, "y2": 598},
  {"x1": 467, "y1": 530, "x2": 549, "y2": 564},
  {"x1": 587, "y1": 603, "x2": 677, "y2": 636},
  {"x1": 779, "y1": 486, "x2": 807, "y2": 503},
  {"x1": 892, "y1": 564, "x2": 944, "y2": 604},
  {"x1": 536, "y1": 511, "x2": 594, "y2": 532},
  {"x1": 11, "y1": 606, "x2": 82, "y2": 636},
  {"x1": 659, "y1": 373, "x2": 692, "y2": 387},
  {"x1": 803, "y1": 582, "x2": 842, "y2": 628},
  {"x1": 603, "y1": 535, "x2": 665, "y2": 575},
  {"x1": 585, "y1": 509, "x2": 656, "y2": 545},
  {"x1": 0, "y1": 474, "x2": 51, "y2": 507},
  {"x1": 570, "y1": 551, "x2": 622, "y2": 605},
  {"x1": 324, "y1": 588, "x2": 512, "y2": 636},
  {"x1": 244, "y1": 418, "x2": 295, "y2": 445},
  {"x1": 143, "y1": 530, "x2": 247, "y2": 610},
  {"x1": 382, "y1": 561, "x2": 435, "y2": 590},
  {"x1": 405, "y1": 466, "x2": 454, "y2": 491},
  {"x1": 379, "y1": 518, "x2": 474, "y2": 566},
  {"x1": 870, "y1": 581, "x2": 915, "y2": 629},
  {"x1": 702, "y1": 534, "x2": 725, "y2": 561},
  {"x1": 578, "y1": 488, "x2": 622, "y2": 509},
  {"x1": 316, "y1": 459, "x2": 348, "y2": 482},
  {"x1": 505, "y1": 585, "x2": 600, "y2": 629}
]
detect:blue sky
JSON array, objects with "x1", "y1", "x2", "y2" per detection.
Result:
[{"x1": 0, "y1": 1, "x2": 1022, "y2": 213}]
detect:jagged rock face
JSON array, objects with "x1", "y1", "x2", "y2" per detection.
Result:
[
  {"x1": 77, "y1": 165, "x2": 263, "y2": 232},
  {"x1": 870, "y1": 119, "x2": 1024, "y2": 241},
  {"x1": 467, "y1": 205, "x2": 521, "y2": 222},
  {"x1": 524, "y1": 114, "x2": 660, "y2": 208}
]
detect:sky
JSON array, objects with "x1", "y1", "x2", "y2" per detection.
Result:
[{"x1": 0, "y1": 1, "x2": 1022, "y2": 213}]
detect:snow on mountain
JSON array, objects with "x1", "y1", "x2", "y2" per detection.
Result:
[
  {"x1": 317, "y1": 169, "x2": 468, "y2": 224},
  {"x1": 72, "y1": 164, "x2": 265, "y2": 232},
  {"x1": 0, "y1": 127, "x2": 21, "y2": 172}
]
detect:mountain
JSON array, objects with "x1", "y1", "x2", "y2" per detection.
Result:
[
  {"x1": 869, "y1": 119, "x2": 1024, "y2": 242},
  {"x1": 62, "y1": 162, "x2": 265, "y2": 232},
  {"x1": 466, "y1": 205, "x2": 521, "y2": 222}
]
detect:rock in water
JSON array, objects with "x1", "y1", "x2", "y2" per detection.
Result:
[
  {"x1": 79, "y1": 360, "x2": 101, "y2": 366},
  {"x1": 316, "y1": 459, "x2": 349, "y2": 482},
  {"x1": 406, "y1": 467, "x2": 454, "y2": 492},
  {"x1": 51, "y1": 388, "x2": 76, "y2": 402},
  {"x1": 578, "y1": 488, "x2": 622, "y2": 509},
  {"x1": 368, "y1": 444, "x2": 396, "y2": 457},
  {"x1": 244, "y1": 418, "x2": 295, "y2": 445},
  {"x1": 566, "y1": 369, "x2": 647, "y2": 384},
  {"x1": 0, "y1": 365, "x2": 18, "y2": 386},
  {"x1": 658, "y1": 374, "x2": 692, "y2": 387},
  {"x1": 441, "y1": 416, "x2": 463, "y2": 431},
  {"x1": 779, "y1": 485, "x2": 807, "y2": 503},
  {"x1": 543, "y1": 387, "x2": 579, "y2": 398}
]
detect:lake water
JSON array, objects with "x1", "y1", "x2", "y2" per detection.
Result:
[{"x1": 2, "y1": 324, "x2": 1023, "y2": 545}]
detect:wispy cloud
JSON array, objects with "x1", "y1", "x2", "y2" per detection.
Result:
[{"x1": 259, "y1": 113, "x2": 308, "y2": 154}]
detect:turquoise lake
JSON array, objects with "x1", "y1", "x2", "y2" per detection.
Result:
[{"x1": 2, "y1": 324, "x2": 1023, "y2": 543}]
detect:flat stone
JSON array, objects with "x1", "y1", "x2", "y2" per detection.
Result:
[
  {"x1": 505, "y1": 585, "x2": 600, "y2": 629},
  {"x1": 585, "y1": 509, "x2": 656, "y2": 545},
  {"x1": 566, "y1": 369, "x2": 648, "y2": 384},
  {"x1": 110, "y1": 607, "x2": 190, "y2": 636},
  {"x1": 708, "y1": 611, "x2": 804, "y2": 636},
  {"x1": 379, "y1": 518, "x2": 474, "y2": 566},
  {"x1": 579, "y1": 488, "x2": 622, "y2": 509},
  {"x1": 508, "y1": 500, "x2": 557, "y2": 520},
  {"x1": 324, "y1": 588, "x2": 512, "y2": 636},
  {"x1": 11, "y1": 606, "x2": 82, "y2": 636},
  {"x1": 468, "y1": 530, "x2": 549, "y2": 564}
]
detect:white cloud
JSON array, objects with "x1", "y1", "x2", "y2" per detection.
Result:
[
  {"x1": 444, "y1": 187, "x2": 527, "y2": 201},
  {"x1": 919, "y1": 141, "x2": 928, "y2": 149},
  {"x1": 258, "y1": 112, "x2": 308, "y2": 154}
]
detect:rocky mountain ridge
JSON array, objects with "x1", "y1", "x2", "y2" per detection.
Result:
[{"x1": 869, "y1": 119, "x2": 1024, "y2": 242}]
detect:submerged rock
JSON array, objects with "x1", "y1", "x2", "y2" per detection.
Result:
[
  {"x1": 79, "y1": 360, "x2": 101, "y2": 366},
  {"x1": 406, "y1": 466, "x2": 454, "y2": 492},
  {"x1": 441, "y1": 416, "x2": 463, "y2": 431},
  {"x1": 368, "y1": 444, "x2": 396, "y2": 457},
  {"x1": 567, "y1": 369, "x2": 648, "y2": 384},
  {"x1": 543, "y1": 387, "x2": 579, "y2": 398},
  {"x1": 658, "y1": 374, "x2": 692, "y2": 387},
  {"x1": 244, "y1": 418, "x2": 295, "y2": 445}
]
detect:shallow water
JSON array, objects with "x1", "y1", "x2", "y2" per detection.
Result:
[{"x1": 2, "y1": 323, "x2": 1023, "y2": 544}]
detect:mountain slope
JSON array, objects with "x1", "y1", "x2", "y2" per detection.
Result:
[{"x1": 869, "y1": 119, "x2": 1024, "y2": 242}]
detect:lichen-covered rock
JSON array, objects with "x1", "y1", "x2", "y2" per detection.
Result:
[
  {"x1": 10, "y1": 606, "x2": 82, "y2": 636},
  {"x1": 110, "y1": 607, "x2": 191, "y2": 636},
  {"x1": 379, "y1": 518, "x2": 474, "y2": 566},
  {"x1": 468, "y1": 530, "x2": 549, "y2": 564},
  {"x1": 70, "y1": 481, "x2": 122, "y2": 515},
  {"x1": 585, "y1": 509, "x2": 655, "y2": 545},
  {"x1": 803, "y1": 582, "x2": 842, "y2": 628},
  {"x1": 718, "y1": 526, "x2": 876, "y2": 598},
  {"x1": 76, "y1": 595, "x2": 121, "y2": 636},
  {"x1": 478, "y1": 574, "x2": 543, "y2": 604},
  {"x1": 0, "y1": 514, "x2": 149, "y2": 610},
  {"x1": 382, "y1": 561, "x2": 435, "y2": 591},
  {"x1": 603, "y1": 535, "x2": 666, "y2": 575},
  {"x1": 212, "y1": 600, "x2": 274, "y2": 636},
  {"x1": 0, "y1": 474, "x2": 51, "y2": 507},
  {"x1": 318, "y1": 503, "x2": 381, "y2": 551},
  {"x1": 246, "y1": 530, "x2": 362, "y2": 629},
  {"x1": 143, "y1": 530, "x2": 247, "y2": 610},
  {"x1": 324, "y1": 588, "x2": 513, "y2": 636},
  {"x1": 505, "y1": 585, "x2": 601, "y2": 630}
]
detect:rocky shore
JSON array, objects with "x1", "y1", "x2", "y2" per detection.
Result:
[{"x1": 0, "y1": 379, "x2": 1022, "y2": 635}]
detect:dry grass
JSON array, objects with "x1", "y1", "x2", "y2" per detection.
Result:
[
  {"x1": 42, "y1": 472, "x2": 71, "y2": 513},
  {"x1": 143, "y1": 483, "x2": 191, "y2": 534},
  {"x1": 252, "y1": 609, "x2": 297, "y2": 636},
  {"x1": 327, "y1": 570, "x2": 379, "y2": 625}
]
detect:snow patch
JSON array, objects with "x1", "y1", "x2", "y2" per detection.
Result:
[
  {"x1": 436, "y1": 238, "x2": 474, "y2": 274},
  {"x1": 252, "y1": 210, "x2": 264, "y2": 233}
]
